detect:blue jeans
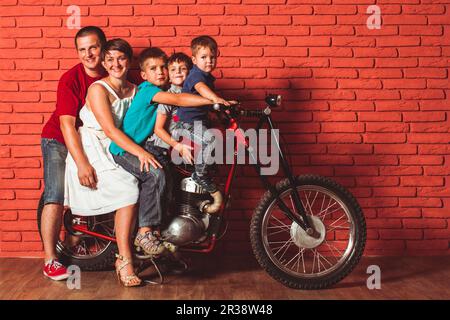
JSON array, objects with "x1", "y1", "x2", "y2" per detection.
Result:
[
  {"x1": 176, "y1": 121, "x2": 217, "y2": 193},
  {"x1": 41, "y1": 138, "x2": 68, "y2": 205},
  {"x1": 112, "y1": 141, "x2": 168, "y2": 228}
]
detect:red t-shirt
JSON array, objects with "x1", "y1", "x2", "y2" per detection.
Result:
[{"x1": 41, "y1": 63, "x2": 105, "y2": 145}]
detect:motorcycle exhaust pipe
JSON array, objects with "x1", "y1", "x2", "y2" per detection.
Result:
[{"x1": 199, "y1": 191, "x2": 223, "y2": 214}]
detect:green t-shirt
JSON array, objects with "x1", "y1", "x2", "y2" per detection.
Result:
[{"x1": 109, "y1": 81, "x2": 161, "y2": 156}]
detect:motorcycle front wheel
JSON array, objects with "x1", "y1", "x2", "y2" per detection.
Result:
[{"x1": 250, "y1": 174, "x2": 366, "y2": 290}]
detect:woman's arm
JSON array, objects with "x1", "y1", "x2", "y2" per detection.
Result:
[
  {"x1": 152, "y1": 91, "x2": 212, "y2": 107},
  {"x1": 154, "y1": 112, "x2": 193, "y2": 164},
  {"x1": 60, "y1": 116, "x2": 98, "y2": 189},
  {"x1": 87, "y1": 84, "x2": 162, "y2": 172}
]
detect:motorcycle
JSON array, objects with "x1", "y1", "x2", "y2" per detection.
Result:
[{"x1": 37, "y1": 94, "x2": 366, "y2": 289}]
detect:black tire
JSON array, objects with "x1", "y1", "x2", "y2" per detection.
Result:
[
  {"x1": 37, "y1": 193, "x2": 117, "y2": 271},
  {"x1": 250, "y1": 174, "x2": 366, "y2": 290}
]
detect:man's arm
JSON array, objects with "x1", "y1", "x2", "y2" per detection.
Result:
[{"x1": 60, "y1": 116, "x2": 98, "y2": 189}]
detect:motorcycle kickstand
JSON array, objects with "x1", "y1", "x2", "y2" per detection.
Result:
[{"x1": 142, "y1": 257, "x2": 164, "y2": 285}]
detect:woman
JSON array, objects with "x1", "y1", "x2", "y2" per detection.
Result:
[{"x1": 65, "y1": 39, "x2": 160, "y2": 287}]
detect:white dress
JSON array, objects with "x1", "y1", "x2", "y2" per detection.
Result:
[{"x1": 64, "y1": 80, "x2": 139, "y2": 216}]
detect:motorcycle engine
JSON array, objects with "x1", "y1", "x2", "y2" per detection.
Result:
[{"x1": 162, "y1": 177, "x2": 212, "y2": 246}]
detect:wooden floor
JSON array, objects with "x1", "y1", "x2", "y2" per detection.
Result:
[{"x1": 0, "y1": 254, "x2": 449, "y2": 300}]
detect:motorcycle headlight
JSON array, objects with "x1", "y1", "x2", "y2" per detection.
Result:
[{"x1": 265, "y1": 94, "x2": 282, "y2": 108}]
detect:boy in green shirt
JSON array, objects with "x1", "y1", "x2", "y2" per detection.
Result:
[{"x1": 110, "y1": 48, "x2": 212, "y2": 256}]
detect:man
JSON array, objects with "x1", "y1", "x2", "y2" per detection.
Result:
[{"x1": 40, "y1": 26, "x2": 107, "y2": 280}]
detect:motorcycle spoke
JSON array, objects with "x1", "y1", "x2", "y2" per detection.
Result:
[
  {"x1": 267, "y1": 224, "x2": 291, "y2": 230},
  {"x1": 269, "y1": 215, "x2": 291, "y2": 230},
  {"x1": 327, "y1": 223, "x2": 350, "y2": 233},
  {"x1": 294, "y1": 247, "x2": 307, "y2": 274},
  {"x1": 301, "y1": 249, "x2": 306, "y2": 273},
  {"x1": 317, "y1": 250, "x2": 334, "y2": 268},
  {"x1": 93, "y1": 238, "x2": 103, "y2": 253},
  {"x1": 317, "y1": 199, "x2": 339, "y2": 220},
  {"x1": 272, "y1": 239, "x2": 294, "y2": 260},
  {"x1": 295, "y1": 248, "x2": 302, "y2": 273},
  {"x1": 311, "y1": 249, "x2": 326, "y2": 274},
  {"x1": 319, "y1": 193, "x2": 326, "y2": 219},
  {"x1": 324, "y1": 241, "x2": 342, "y2": 264},
  {"x1": 80, "y1": 239, "x2": 89, "y2": 256},
  {"x1": 294, "y1": 248, "x2": 306, "y2": 272},
  {"x1": 327, "y1": 214, "x2": 348, "y2": 230},
  {"x1": 290, "y1": 194, "x2": 299, "y2": 215},
  {"x1": 284, "y1": 247, "x2": 304, "y2": 270},
  {"x1": 311, "y1": 249, "x2": 316, "y2": 274},
  {"x1": 267, "y1": 227, "x2": 291, "y2": 237},
  {"x1": 269, "y1": 239, "x2": 294, "y2": 253},
  {"x1": 98, "y1": 222, "x2": 115, "y2": 236},
  {"x1": 310, "y1": 191, "x2": 319, "y2": 210},
  {"x1": 324, "y1": 240, "x2": 345, "y2": 258},
  {"x1": 317, "y1": 252, "x2": 325, "y2": 273},
  {"x1": 277, "y1": 241, "x2": 294, "y2": 262},
  {"x1": 302, "y1": 190, "x2": 318, "y2": 217},
  {"x1": 317, "y1": 250, "x2": 321, "y2": 273},
  {"x1": 267, "y1": 217, "x2": 291, "y2": 236},
  {"x1": 92, "y1": 218, "x2": 114, "y2": 229}
]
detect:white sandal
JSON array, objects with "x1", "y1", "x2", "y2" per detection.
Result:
[{"x1": 115, "y1": 254, "x2": 142, "y2": 287}]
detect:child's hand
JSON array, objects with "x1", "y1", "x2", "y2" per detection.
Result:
[
  {"x1": 174, "y1": 142, "x2": 193, "y2": 164},
  {"x1": 138, "y1": 150, "x2": 162, "y2": 172},
  {"x1": 212, "y1": 97, "x2": 230, "y2": 106}
]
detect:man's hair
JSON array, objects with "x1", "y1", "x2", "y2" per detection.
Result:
[
  {"x1": 74, "y1": 26, "x2": 106, "y2": 49},
  {"x1": 191, "y1": 35, "x2": 218, "y2": 56},
  {"x1": 101, "y1": 38, "x2": 133, "y2": 61},
  {"x1": 138, "y1": 47, "x2": 168, "y2": 70},
  {"x1": 168, "y1": 52, "x2": 193, "y2": 70}
]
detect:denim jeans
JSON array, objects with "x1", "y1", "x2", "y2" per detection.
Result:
[
  {"x1": 112, "y1": 142, "x2": 168, "y2": 228},
  {"x1": 145, "y1": 142, "x2": 174, "y2": 222},
  {"x1": 41, "y1": 138, "x2": 68, "y2": 205},
  {"x1": 176, "y1": 121, "x2": 216, "y2": 191}
]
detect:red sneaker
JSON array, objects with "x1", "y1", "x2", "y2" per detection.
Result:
[{"x1": 43, "y1": 259, "x2": 70, "y2": 281}]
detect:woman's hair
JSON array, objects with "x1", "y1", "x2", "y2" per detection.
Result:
[
  {"x1": 75, "y1": 26, "x2": 107, "y2": 49},
  {"x1": 168, "y1": 52, "x2": 193, "y2": 70},
  {"x1": 101, "y1": 38, "x2": 133, "y2": 61}
]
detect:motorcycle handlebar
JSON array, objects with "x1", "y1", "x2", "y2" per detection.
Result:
[
  {"x1": 240, "y1": 109, "x2": 265, "y2": 117},
  {"x1": 212, "y1": 103, "x2": 265, "y2": 118}
]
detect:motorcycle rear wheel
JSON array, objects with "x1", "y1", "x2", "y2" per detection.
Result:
[
  {"x1": 250, "y1": 174, "x2": 366, "y2": 290},
  {"x1": 37, "y1": 194, "x2": 117, "y2": 271}
]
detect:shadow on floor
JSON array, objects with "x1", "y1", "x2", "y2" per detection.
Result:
[{"x1": 333, "y1": 256, "x2": 449, "y2": 289}]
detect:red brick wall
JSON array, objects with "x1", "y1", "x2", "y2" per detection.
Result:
[{"x1": 0, "y1": 1, "x2": 449, "y2": 257}]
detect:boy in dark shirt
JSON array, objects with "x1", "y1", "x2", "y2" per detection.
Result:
[{"x1": 176, "y1": 36, "x2": 233, "y2": 197}]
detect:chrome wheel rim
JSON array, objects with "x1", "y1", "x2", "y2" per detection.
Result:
[
  {"x1": 56, "y1": 211, "x2": 115, "y2": 260},
  {"x1": 262, "y1": 185, "x2": 355, "y2": 278}
]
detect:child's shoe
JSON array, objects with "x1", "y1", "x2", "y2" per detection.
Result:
[
  {"x1": 134, "y1": 231, "x2": 166, "y2": 256},
  {"x1": 192, "y1": 172, "x2": 217, "y2": 193}
]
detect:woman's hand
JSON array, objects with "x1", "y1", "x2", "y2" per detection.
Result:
[
  {"x1": 77, "y1": 161, "x2": 98, "y2": 189},
  {"x1": 174, "y1": 142, "x2": 193, "y2": 165},
  {"x1": 138, "y1": 150, "x2": 162, "y2": 172}
]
